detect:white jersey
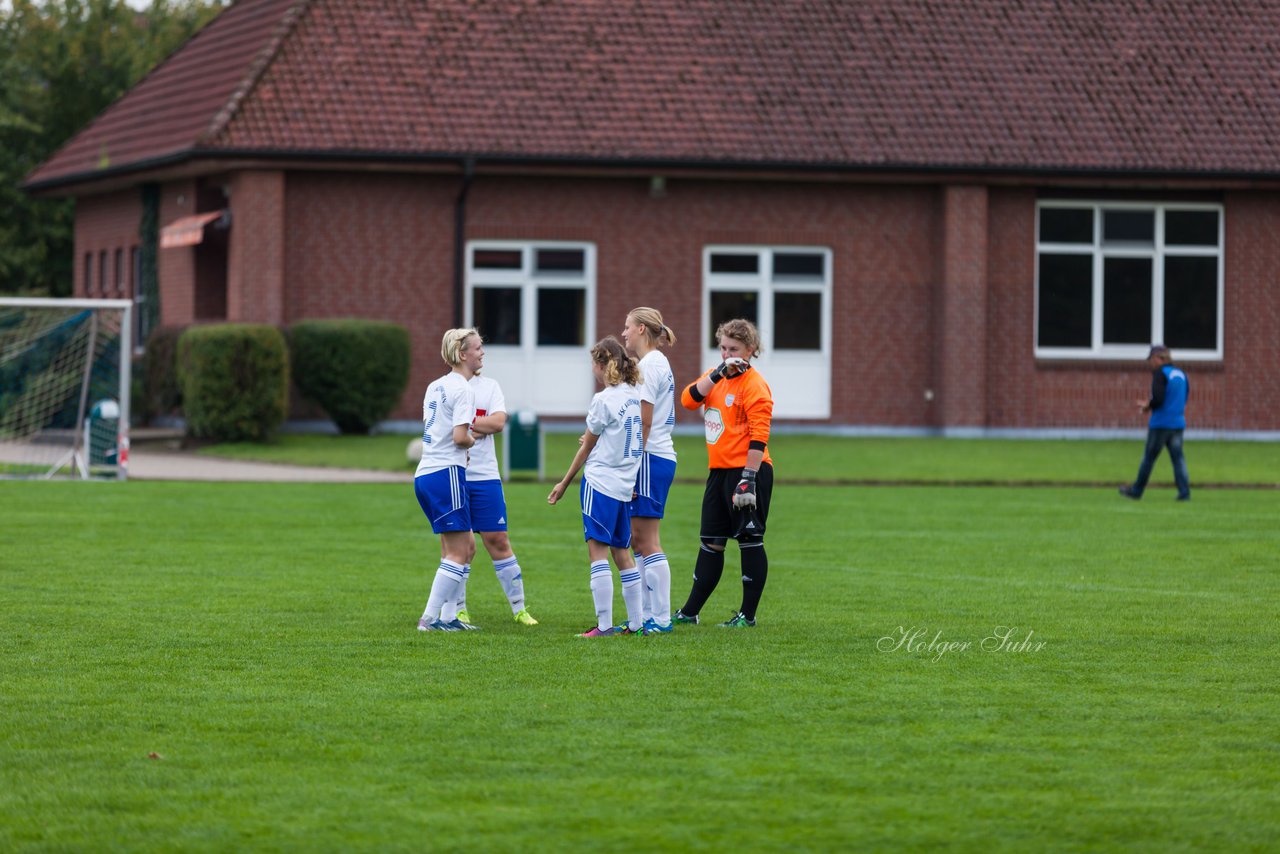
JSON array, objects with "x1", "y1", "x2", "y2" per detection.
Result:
[
  {"x1": 415, "y1": 371, "x2": 475, "y2": 477},
  {"x1": 637, "y1": 349, "x2": 677, "y2": 461},
  {"x1": 583, "y1": 383, "x2": 644, "y2": 501},
  {"x1": 466, "y1": 374, "x2": 506, "y2": 482}
]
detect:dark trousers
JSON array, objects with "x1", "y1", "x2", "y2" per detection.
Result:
[{"x1": 1130, "y1": 428, "x2": 1190, "y2": 499}]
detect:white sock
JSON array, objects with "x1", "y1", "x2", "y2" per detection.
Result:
[
  {"x1": 589, "y1": 560, "x2": 613, "y2": 630},
  {"x1": 494, "y1": 555, "x2": 525, "y2": 613},
  {"x1": 441, "y1": 563, "x2": 469, "y2": 622},
  {"x1": 422, "y1": 560, "x2": 465, "y2": 622},
  {"x1": 619, "y1": 564, "x2": 643, "y2": 631},
  {"x1": 644, "y1": 552, "x2": 672, "y2": 625},
  {"x1": 456, "y1": 563, "x2": 470, "y2": 611},
  {"x1": 635, "y1": 552, "x2": 650, "y2": 622}
]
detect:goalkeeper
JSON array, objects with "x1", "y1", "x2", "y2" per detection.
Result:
[{"x1": 673, "y1": 318, "x2": 774, "y2": 629}]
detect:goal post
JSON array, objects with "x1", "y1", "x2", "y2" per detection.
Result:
[{"x1": 0, "y1": 297, "x2": 132, "y2": 480}]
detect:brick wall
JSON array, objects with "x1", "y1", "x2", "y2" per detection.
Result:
[
  {"x1": 87, "y1": 169, "x2": 1279, "y2": 431},
  {"x1": 986, "y1": 188, "x2": 1279, "y2": 431},
  {"x1": 229, "y1": 171, "x2": 285, "y2": 324},
  {"x1": 74, "y1": 189, "x2": 142, "y2": 299},
  {"x1": 156, "y1": 179, "x2": 199, "y2": 326}
]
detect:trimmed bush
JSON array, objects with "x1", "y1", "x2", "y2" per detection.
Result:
[
  {"x1": 141, "y1": 326, "x2": 185, "y2": 423},
  {"x1": 288, "y1": 319, "x2": 410, "y2": 434},
  {"x1": 177, "y1": 324, "x2": 288, "y2": 441}
]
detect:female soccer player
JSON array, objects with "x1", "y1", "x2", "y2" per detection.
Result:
[
  {"x1": 620, "y1": 306, "x2": 678, "y2": 634},
  {"x1": 673, "y1": 318, "x2": 774, "y2": 628},
  {"x1": 443, "y1": 363, "x2": 539, "y2": 628},
  {"x1": 414, "y1": 328, "x2": 479, "y2": 632},
  {"x1": 547, "y1": 336, "x2": 646, "y2": 637}
]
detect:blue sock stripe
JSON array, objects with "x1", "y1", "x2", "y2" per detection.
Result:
[
  {"x1": 620, "y1": 572, "x2": 641, "y2": 583},
  {"x1": 439, "y1": 563, "x2": 466, "y2": 580},
  {"x1": 494, "y1": 556, "x2": 519, "y2": 571},
  {"x1": 645, "y1": 552, "x2": 667, "y2": 565}
]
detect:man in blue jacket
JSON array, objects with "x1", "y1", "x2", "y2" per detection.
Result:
[{"x1": 1120, "y1": 345, "x2": 1191, "y2": 501}]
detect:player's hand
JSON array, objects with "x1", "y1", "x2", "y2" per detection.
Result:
[
  {"x1": 732, "y1": 469, "x2": 757, "y2": 509},
  {"x1": 548, "y1": 481, "x2": 567, "y2": 505},
  {"x1": 710, "y1": 357, "x2": 751, "y2": 383}
]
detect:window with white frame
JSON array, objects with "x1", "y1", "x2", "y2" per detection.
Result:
[
  {"x1": 466, "y1": 241, "x2": 596, "y2": 414},
  {"x1": 703, "y1": 245, "x2": 832, "y2": 418},
  {"x1": 1036, "y1": 202, "x2": 1223, "y2": 359},
  {"x1": 468, "y1": 242, "x2": 592, "y2": 347}
]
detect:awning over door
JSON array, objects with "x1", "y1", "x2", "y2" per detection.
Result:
[{"x1": 160, "y1": 211, "x2": 226, "y2": 249}]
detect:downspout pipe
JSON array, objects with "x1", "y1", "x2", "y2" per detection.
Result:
[{"x1": 452, "y1": 157, "x2": 476, "y2": 327}]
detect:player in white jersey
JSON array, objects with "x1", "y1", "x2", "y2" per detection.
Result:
[
  {"x1": 441, "y1": 371, "x2": 539, "y2": 627},
  {"x1": 413, "y1": 328, "x2": 479, "y2": 632},
  {"x1": 621, "y1": 307, "x2": 679, "y2": 634},
  {"x1": 547, "y1": 337, "x2": 646, "y2": 637}
]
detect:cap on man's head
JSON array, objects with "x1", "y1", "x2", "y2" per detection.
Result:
[{"x1": 1147, "y1": 344, "x2": 1171, "y2": 359}]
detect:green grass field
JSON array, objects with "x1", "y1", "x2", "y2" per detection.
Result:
[
  {"x1": 196, "y1": 431, "x2": 1280, "y2": 486},
  {"x1": 3, "y1": 470, "x2": 1278, "y2": 849}
]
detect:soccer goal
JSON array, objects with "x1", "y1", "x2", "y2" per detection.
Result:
[{"x1": 0, "y1": 297, "x2": 132, "y2": 480}]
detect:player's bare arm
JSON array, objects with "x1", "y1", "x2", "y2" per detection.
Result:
[
  {"x1": 452, "y1": 423, "x2": 475, "y2": 449},
  {"x1": 471, "y1": 411, "x2": 508, "y2": 436},
  {"x1": 549, "y1": 431, "x2": 599, "y2": 504}
]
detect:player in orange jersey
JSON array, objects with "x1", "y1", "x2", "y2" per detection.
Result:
[{"x1": 672, "y1": 318, "x2": 774, "y2": 628}]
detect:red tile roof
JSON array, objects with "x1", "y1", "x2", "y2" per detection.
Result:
[{"x1": 26, "y1": 0, "x2": 1280, "y2": 190}]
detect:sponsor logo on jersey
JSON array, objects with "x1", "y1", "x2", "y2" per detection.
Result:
[{"x1": 705, "y1": 407, "x2": 725, "y2": 444}]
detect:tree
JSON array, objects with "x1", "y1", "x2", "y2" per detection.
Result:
[{"x1": 0, "y1": 0, "x2": 224, "y2": 296}]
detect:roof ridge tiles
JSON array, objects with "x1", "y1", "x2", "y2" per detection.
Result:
[{"x1": 200, "y1": 0, "x2": 314, "y2": 146}]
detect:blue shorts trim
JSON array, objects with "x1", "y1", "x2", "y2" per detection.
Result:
[
  {"x1": 629, "y1": 453, "x2": 676, "y2": 519},
  {"x1": 467, "y1": 478, "x2": 508, "y2": 532},
  {"x1": 414, "y1": 467, "x2": 470, "y2": 534},
  {"x1": 581, "y1": 480, "x2": 631, "y2": 549}
]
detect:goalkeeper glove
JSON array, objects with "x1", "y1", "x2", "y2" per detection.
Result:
[
  {"x1": 709, "y1": 357, "x2": 750, "y2": 383},
  {"x1": 732, "y1": 468, "x2": 757, "y2": 509}
]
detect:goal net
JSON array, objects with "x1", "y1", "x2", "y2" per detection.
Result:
[{"x1": 0, "y1": 298, "x2": 132, "y2": 480}]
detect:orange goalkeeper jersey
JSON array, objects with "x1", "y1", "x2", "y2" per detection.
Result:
[{"x1": 681, "y1": 366, "x2": 773, "y2": 469}]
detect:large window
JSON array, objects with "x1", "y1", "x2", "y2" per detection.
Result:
[
  {"x1": 466, "y1": 241, "x2": 596, "y2": 415},
  {"x1": 703, "y1": 245, "x2": 832, "y2": 418},
  {"x1": 1036, "y1": 202, "x2": 1223, "y2": 359}
]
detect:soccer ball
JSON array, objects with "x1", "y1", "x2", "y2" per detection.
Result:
[{"x1": 406, "y1": 437, "x2": 421, "y2": 463}]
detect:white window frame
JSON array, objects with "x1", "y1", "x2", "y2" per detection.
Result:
[
  {"x1": 464, "y1": 240, "x2": 596, "y2": 415},
  {"x1": 1034, "y1": 201, "x2": 1224, "y2": 361},
  {"x1": 702, "y1": 244, "x2": 833, "y2": 419}
]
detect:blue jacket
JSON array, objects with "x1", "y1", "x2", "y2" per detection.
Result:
[{"x1": 1149, "y1": 364, "x2": 1188, "y2": 430}]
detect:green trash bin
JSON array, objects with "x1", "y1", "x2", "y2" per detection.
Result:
[
  {"x1": 86, "y1": 399, "x2": 120, "y2": 466},
  {"x1": 503, "y1": 409, "x2": 543, "y2": 480}
]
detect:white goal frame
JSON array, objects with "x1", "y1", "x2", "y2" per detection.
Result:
[{"x1": 0, "y1": 297, "x2": 132, "y2": 480}]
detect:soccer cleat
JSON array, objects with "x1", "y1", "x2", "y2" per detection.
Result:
[
  {"x1": 643, "y1": 618, "x2": 674, "y2": 634},
  {"x1": 577, "y1": 626, "x2": 619, "y2": 638},
  {"x1": 417, "y1": 618, "x2": 453, "y2": 632},
  {"x1": 513, "y1": 608, "x2": 539, "y2": 626},
  {"x1": 443, "y1": 618, "x2": 480, "y2": 631},
  {"x1": 613, "y1": 624, "x2": 643, "y2": 635},
  {"x1": 718, "y1": 611, "x2": 756, "y2": 628},
  {"x1": 672, "y1": 610, "x2": 699, "y2": 625},
  {"x1": 455, "y1": 608, "x2": 474, "y2": 624},
  {"x1": 1118, "y1": 486, "x2": 1141, "y2": 500}
]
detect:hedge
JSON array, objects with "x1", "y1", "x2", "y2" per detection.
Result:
[
  {"x1": 177, "y1": 324, "x2": 288, "y2": 441},
  {"x1": 288, "y1": 319, "x2": 410, "y2": 434},
  {"x1": 140, "y1": 326, "x2": 185, "y2": 423}
]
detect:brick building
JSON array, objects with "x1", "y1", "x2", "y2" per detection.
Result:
[{"x1": 24, "y1": 0, "x2": 1280, "y2": 433}]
